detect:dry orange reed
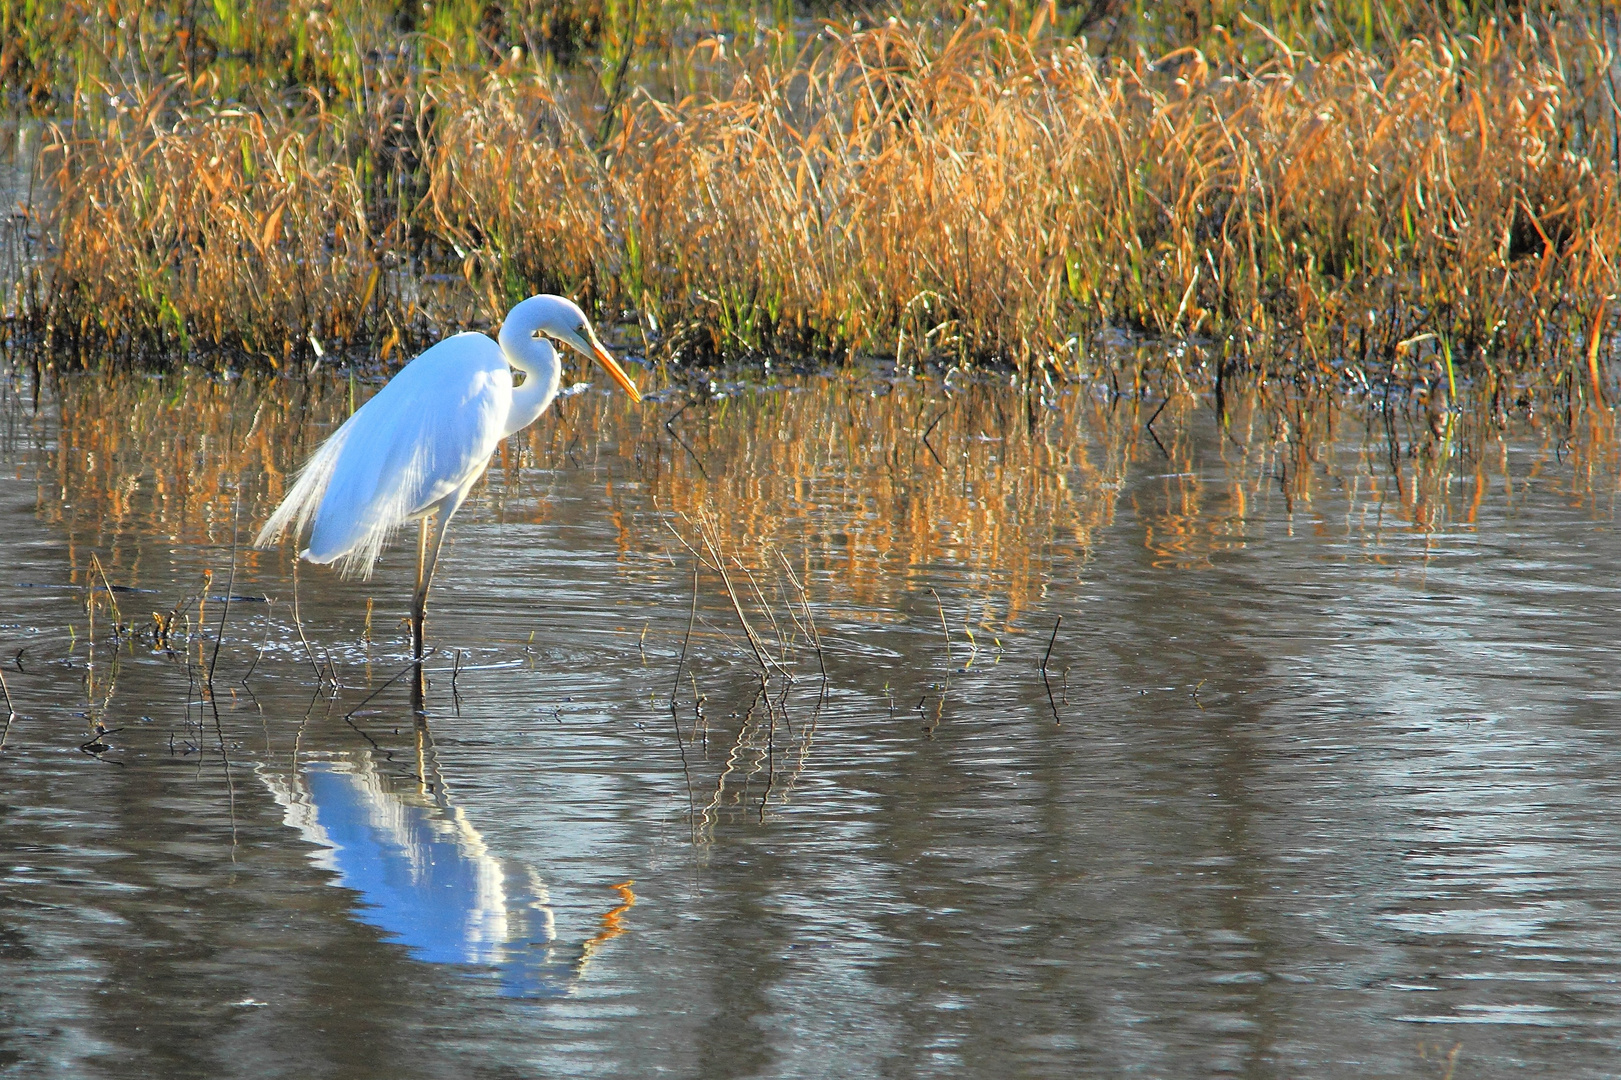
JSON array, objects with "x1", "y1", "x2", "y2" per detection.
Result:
[{"x1": 14, "y1": 14, "x2": 1621, "y2": 380}]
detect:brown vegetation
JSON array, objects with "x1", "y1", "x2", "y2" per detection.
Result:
[{"x1": 5, "y1": 10, "x2": 1620, "y2": 384}]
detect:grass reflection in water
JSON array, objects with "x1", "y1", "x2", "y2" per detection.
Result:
[
  {"x1": 12, "y1": 363, "x2": 1618, "y2": 817},
  {"x1": 26, "y1": 365, "x2": 1621, "y2": 626},
  {"x1": 6, "y1": 363, "x2": 1621, "y2": 1077}
]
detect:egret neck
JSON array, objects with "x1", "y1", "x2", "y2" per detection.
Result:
[{"x1": 497, "y1": 299, "x2": 566, "y2": 439}]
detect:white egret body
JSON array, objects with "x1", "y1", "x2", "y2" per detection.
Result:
[{"x1": 256, "y1": 294, "x2": 640, "y2": 659}]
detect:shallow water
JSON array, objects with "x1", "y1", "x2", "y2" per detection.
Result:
[{"x1": 3, "y1": 366, "x2": 1621, "y2": 1078}]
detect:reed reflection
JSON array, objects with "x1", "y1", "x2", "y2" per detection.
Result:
[
  {"x1": 261, "y1": 740, "x2": 633, "y2": 999},
  {"x1": 24, "y1": 367, "x2": 1621, "y2": 645}
]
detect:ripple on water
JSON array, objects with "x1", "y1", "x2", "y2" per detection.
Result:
[{"x1": 4, "y1": 375, "x2": 1621, "y2": 1076}]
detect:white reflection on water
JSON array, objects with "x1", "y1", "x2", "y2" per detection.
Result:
[{"x1": 261, "y1": 751, "x2": 631, "y2": 998}]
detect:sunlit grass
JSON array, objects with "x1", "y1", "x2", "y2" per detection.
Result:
[{"x1": 2, "y1": 4, "x2": 1618, "y2": 384}]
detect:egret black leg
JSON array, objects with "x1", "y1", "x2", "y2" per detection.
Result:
[{"x1": 411, "y1": 518, "x2": 430, "y2": 661}]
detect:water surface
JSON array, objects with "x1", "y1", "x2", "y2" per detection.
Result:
[{"x1": 3, "y1": 367, "x2": 1620, "y2": 1078}]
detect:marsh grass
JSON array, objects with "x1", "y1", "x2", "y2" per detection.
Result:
[{"x1": 1, "y1": 6, "x2": 1617, "y2": 387}]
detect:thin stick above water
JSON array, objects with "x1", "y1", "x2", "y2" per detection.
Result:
[
  {"x1": 206, "y1": 495, "x2": 240, "y2": 688},
  {"x1": 670, "y1": 562, "x2": 699, "y2": 839},
  {"x1": 1040, "y1": 614, "x2": 1063, "y2": 725},
  {"x1": 291, "y1": 559, "x2": 325, "y2": 686},
  {"x1": 202, "y1": 497, "x2": 242, "y2": 853}
]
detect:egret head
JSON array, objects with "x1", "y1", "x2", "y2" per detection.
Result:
[{"x1": 507, "y1": 294, "x2": 641, "y2": 400}]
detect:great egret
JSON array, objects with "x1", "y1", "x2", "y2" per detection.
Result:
[{"x1": 255, "y1": 294, "x2": 640, "y2": 660}]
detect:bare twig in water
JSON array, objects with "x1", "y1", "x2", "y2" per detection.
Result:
[
  {"x1": 776, "y1": 552, "x2": 827, "y2": 687},
  {"x1": 669, "y1": 562, "x2": 699, "y2": 839},
  {"x1": 341, "y1": 659, "x2": 423, "y2": 723},
  {"x1": 88, "y1": 553, "x2": 124, "y2": 635},
  {"x1": 918, "y1": 693, "x2": 943, "y2": 736},
  {"x1": 201, "y1": 499, "x2": 241, "y2": 853},
  {"x1": 182, "y1": 611, "x2": 197, "y2": 757},
  {"x1": 197, "y1": 570, "x2": 211, "y2": 671},
  {"x1": 447, "y1": 649, "x2": 464, "y2": 716},
  {"x1": 770, "y1": 667, "x2": 794, "y2": 741},
  {"x1": 703, "y1": 536, "x2": 776, "y2": 678},
  {"x1": 241, "y1": 600, "x2": 274, "y2": 687},
  {"x1": 0, "y1": 655, "x2": 15, "y2": 752},
  {"x1": 663, "y1": 400, "x2": 708, "y2": 478},
  {"x1": 921, "y1": 587, "x2": 956, "y2": 733},
  {"x1": 318, "y1": 642, "x2": 340, "y2": 687},
  {"x1": 1144, "y1": 395, "x2": 1171, "y2": 458},
  {"x1": 291, "y1": 559, "x2": 326, "y2": 686},
  {"x1": 206, "y1": 495, "x2": 240, "y2": 688},
  {"x1": 690, "y1": 670, "x2": 707, "y2": 749},
  {"x1": 929, "y1": 586, "x2": 953, "y2": 676},
  {"x1": 734, "y1": 555, "x2": 788, "y2": 668},
  {"x1": 78, "y1": 721, "x2": 124, "y2": 764},
  {"x1": 921, "y1": 407, "x2": 949, "y2": 466},
  {"x1": 1041, "y1": 617, "x2": 1062, "y2": 670},
  {"x1": 667, "y1": 516, "x2": 782, "y2": 680},
  {"x1": 1040, "y1": 614, "x2": 1063, "y2": 724},
  {"x1": 761, "y1": 673, "x2": 777, "y2": 822}
]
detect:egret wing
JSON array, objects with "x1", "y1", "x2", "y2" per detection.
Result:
[{"x1": 255, "y1": 333, "x2": 512, "y2": 578}]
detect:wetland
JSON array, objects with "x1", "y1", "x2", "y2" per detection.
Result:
[
  {"x1": 5, "y1": 2, "x2": 1621, "y2": 1076},
  {"x1": 3, "y1": 364, "x2": 1621, "y2": 1078}
]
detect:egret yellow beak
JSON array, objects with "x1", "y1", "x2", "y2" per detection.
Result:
[{"x1": 590, "y1": 337, "x2": 641, "y2": 400}]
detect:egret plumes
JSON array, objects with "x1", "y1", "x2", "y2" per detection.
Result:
[{"x1": 255, "y1": 294, "x2": 640, "y2": 660}]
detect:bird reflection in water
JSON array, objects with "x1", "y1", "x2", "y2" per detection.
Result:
[{"x1": 261, "y1": 743, "x2": 633, "y2": 998}]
